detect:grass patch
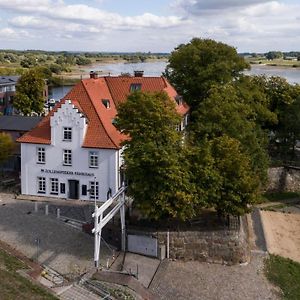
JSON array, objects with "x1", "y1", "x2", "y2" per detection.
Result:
[
  {"x1": 261, "y1": 204, "x2": 288, "y2": 212},
  {"x1": 265, "y1": 254, "x2": 300, "y2": 300},
  {"x1": 0, "y1": 249, "x2": 58, "y2": 300},
  {"x1": 260, "y1": 192, "x2": 300, "y2": 203}
]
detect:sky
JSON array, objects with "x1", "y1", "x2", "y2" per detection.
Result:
[{"x1": 0, "y1": 0, "x2": 299, "y2": 53}]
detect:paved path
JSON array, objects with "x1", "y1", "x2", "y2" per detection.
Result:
[
  {"x1": 0, "y1": 193, "x2": 112, "y2": 276},
  {"x1": 122, "y1": 252, "x2": 160, "y2": 288}
]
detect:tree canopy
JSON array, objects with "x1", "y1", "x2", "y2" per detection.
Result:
[
  {"x1": 0, "y1": 133, "x2": 14, "y2": 164},
  {"x1": 164, "y1": 38, "x2": 249, "y2": 109},
  {"x1": 14, "y1": 68, "x2": 45, "y2": 116},
  {"x1": 116, "y1": 91, "x2": 196, "y2": 220}
]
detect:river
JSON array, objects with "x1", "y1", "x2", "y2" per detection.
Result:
[{"x1": 50, "y1": 61, "x2": 300, "y2": 100}]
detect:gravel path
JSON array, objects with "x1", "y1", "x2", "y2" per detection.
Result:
[
  {"x1": 149, "y1": 211, "x2": 280, "y2": 300},
  {"x1": 0, "y1": 193, "x2": 112, "y2": 276},
  {"x1": 150, "y1": 253, "x2": 279, "y2": 300}
]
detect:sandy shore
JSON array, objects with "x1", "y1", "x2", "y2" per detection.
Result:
[{"x1": 260, "y1": 210, "x2": 300, "y2": 263}]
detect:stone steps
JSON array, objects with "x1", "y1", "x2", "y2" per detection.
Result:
[{"x1": 59, "y1": 284, "x2": 101, "y2": 300}]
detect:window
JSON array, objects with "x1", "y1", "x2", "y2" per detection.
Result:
[
  {"x1": 130, "y1": 83, "x2": 142, "y2": 92},
  {"x1": 102, "y1": 99, "x2": 110, "y2": 109},
  {"x1": 63, "y1": 150, "x2": 72, "y2": 166},
  {"x1": 50, "y1": 178, "x2": 59, "y2": 194},
  {"x1": 89, "y1": 151, "x2": 99, "y2": 168},
  {"x1": 37, "y1": 147, "x2": 45, "y2": 164},
  {"x1": 63, "y1": 127, "x2": 72, "y2": 141},
  {"x1": 60, "y1": 183, "x2": 65, "y2": 194},
  {"x1": 82, "y1": 185, "x2": 87, "y2": 196},
  {"x1": 89, "y1": 181, "x2": 99, "y2": 200},
  {"x1": 37, "y1": 177, "x2": 46, "y2": 194},
  {"x1": 175, "y1": 95, "x2": 183, "y2": 106}
]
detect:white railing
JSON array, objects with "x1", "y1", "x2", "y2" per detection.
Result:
[{"x1": 92, "y1": 184, "x2": 127, "y2": 268}]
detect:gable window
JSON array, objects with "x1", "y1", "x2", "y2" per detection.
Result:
[
  {"x1": 130, "y1": 83, "x2": 142, "y2": 92},
  {"x1": 89, "y1": 151, "x2": 99, "y2": 168},
  {"x1": 89, "y1": 181, "x2": 99, "y2": 200},
  {"x1": 63, "y1": 149, "x2": 72, "y2": 166},
  {"x1": 50, "y1": 178, "x2": 59, "y2": 195},
  {"x1": 37, "y1": 147, "x2": 46, "y2": 164},
  {"x1": 63, "y1": 127, "x2": 72, "y2": 141},
  {"x1": 37, "y1": 177, "x2": 46, "y2": 194}
]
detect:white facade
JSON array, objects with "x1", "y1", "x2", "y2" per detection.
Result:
[{"x1": 20, "y1": 101, "x2": 121, "y2": 202}]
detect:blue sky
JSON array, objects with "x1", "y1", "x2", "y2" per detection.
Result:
[{"x1": 0, "y1": 0, "x2": 299, "y2": 52}]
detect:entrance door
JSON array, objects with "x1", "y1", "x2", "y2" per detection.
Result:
[{"x1": 68, "y1": 180, "x2": 79, "y2": 199}]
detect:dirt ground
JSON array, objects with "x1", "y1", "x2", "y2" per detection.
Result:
[{"x1": 260, "y1": 210, "x2": 300, "y2": 263}]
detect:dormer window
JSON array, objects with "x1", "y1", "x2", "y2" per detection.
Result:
[
  {"x1": 102, "y1": 99, "x2": 110, "y2": 109},
  {"x1": 130, "y1": 83, "x2": 142, "y2": 92},
  {"x1": 63, "y1": 127, "x2": 72, "y2": 141},
  {"x1": 175, "y1": 95, "x2": 183, "y2": 105}
]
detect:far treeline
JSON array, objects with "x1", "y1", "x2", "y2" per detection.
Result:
[
  {"x1": 0, "y1": 50, "x2": 168, "y2": 84},
  {"x1": 116, "y1": 38, "x2": 300, "y2": 221}
]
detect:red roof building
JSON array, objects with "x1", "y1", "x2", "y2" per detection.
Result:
[
  {"x1": 18, "y1": 74, "x2": 189, "y2": 201},
  {"x1": 18, "y1": 75, "x2": 189, "y2": 149}
]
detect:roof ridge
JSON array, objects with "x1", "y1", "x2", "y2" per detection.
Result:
[{"x1": 81, "y1": 80, "x2": 119, "y2": 149}]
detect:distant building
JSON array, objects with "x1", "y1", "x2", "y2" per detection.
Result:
[
  {"x1": 17, "y1": 72, "x2": 189, "y2": 201},
  {"x1": 0, "y1": 115, "x2": 42, "y2": 171},
  {"x1": 0, "y1": 76, "x2": 19, "y2": 115},
  {"x1": 0, "y1": 75, "x2": 48, "y2": 116}
]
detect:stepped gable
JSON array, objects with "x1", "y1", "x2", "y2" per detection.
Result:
[{"x1": 17, "y1": 81, "x2": 120, "y2": 149}]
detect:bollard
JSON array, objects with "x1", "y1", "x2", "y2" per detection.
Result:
[
  {"x1": 34, "y1": 202, "x2": 38, "y2": 212},
  {"x1": 45, "y1": 205, "x2": 49, "y2": 215},
  {"x1": 57, "y1": 208, "x2": 60, "y2": 219}
]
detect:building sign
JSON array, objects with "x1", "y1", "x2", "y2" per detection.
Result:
[{"x1": 41, "y1": 169, "x2": 95, "y2": 177}]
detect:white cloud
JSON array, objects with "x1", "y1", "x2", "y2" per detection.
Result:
[
  {"x1": 174, "y1": 0, "x2": 273, "y2": 14},
  {"x1": 0, "y1": 0, "x2": 299, "y2": 52},
  {"x1": 0, "y1": 0, "x2": 184, "y2": 30}
]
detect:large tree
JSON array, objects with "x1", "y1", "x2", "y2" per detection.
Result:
[
  {"x1": 190, "y1": 83, "x2": 270, "y2": 185},
  {"x1": 14, "y1": 68, "x2": 45, "y2": 116},
  {"x1": 116, "y1": 91, "x2": 196, "y2": 220},
  {"x1": 164, "y1": 38, "x2": 249, "y2": 109}
]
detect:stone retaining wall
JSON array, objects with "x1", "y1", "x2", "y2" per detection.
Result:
[
  {"x1": 267, "y1": 167, "x2": 300, "y2": 192},
  {"x1": 127, "y1": 216, "x2": 250, "y2": 265}
]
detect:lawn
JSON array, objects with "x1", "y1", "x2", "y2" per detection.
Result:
[
  {"x1": 265, "y1": 254, "x2": 300, "y2": 300},
  {"x1": 259, "y1": 192, "x2": 300, "y2": 203},
  {"x1": 0, "y1": 248, "x2": 58, "y2": 300}
]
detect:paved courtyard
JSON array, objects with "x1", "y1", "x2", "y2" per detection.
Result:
[{"x1": 0, "y1": 193, "x2": 112, "y2": 276}]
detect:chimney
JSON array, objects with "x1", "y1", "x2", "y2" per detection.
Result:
[
  {"x1": 134, "y1": 70, "x2": 144, "y2": 77},
  {"x1": 90, "y1": 71, "x2": 98, "y2": 79}
]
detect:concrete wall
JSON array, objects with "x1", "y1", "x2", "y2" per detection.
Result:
[{"x1": 267, "y1": 166, "x2": 300, "y2": 192}]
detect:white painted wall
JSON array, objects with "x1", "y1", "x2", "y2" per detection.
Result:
[{"x1": 20, "y1": 100, "x2": 120, "y2": 202}]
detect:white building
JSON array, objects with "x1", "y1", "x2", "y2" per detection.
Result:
[{"x1": 18, "y1": 73, "x2": 189, "y2": 202}]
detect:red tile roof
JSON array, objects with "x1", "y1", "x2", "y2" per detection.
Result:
[{"x1": 17, "y1": 76, "x2": 189, "y2": 149}]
